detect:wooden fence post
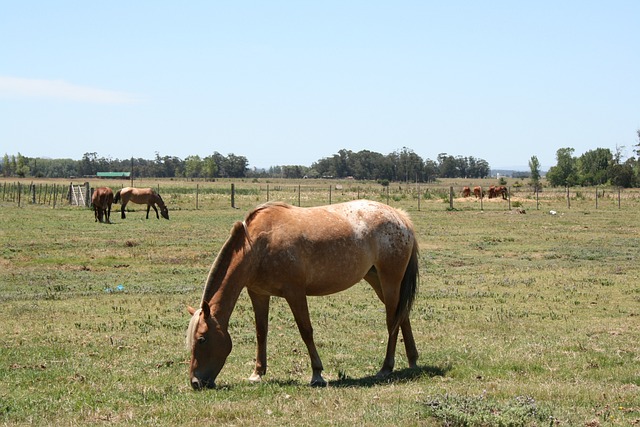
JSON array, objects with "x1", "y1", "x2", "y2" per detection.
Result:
[
  {"x1": 566, "y1": 187, "x2": 570, "y2": 209},
  {"x1": 231, "y1": 183, "x2": 235, "y2": 208},
  {"x1": 449, "y1": 186, "x2": 454, "y2": 210},
  {"x1": 84, "y1": 182, "x2": 90, "y2": 207},
  {"x1": 618, "y1": 187, "x2": 621, "y2": 209},
  {"x1": 196, "y1": 184, "x2": 199, "y2": 210}
]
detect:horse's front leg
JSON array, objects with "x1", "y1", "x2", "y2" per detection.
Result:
[
  {"x1": 247, "y1": 290, "x2": 270, "y2": 383},
  {"x1": 284, "y1": 293, "x2": 326, "y2": 386},
  {"x1": 149, "y1": 203, "x2": 159, "y2": 219}
]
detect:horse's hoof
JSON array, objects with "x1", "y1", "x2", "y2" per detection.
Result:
[
  {"x1": 248, "y1": 373, "x2": 262, "y2": 383},
  {"x1": 375, "y1": 369, "x2": 392, "y2": 379},
  {"x1": 310, "y1": 378, "x2": 327, "y2": 387}
]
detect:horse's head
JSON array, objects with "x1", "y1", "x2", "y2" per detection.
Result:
[
  {"x1": 161, "y1": 207, "x2": 169, "y2": 220},
  {"x1": 186, "y1": 302, "x2": 231, "y2": 390}
]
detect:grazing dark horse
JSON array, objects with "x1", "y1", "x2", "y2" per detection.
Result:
[
  {"x1": 91, "y1": 187, "x2": 114, "y2": 223},
  {"x1": 495, "y1": 185, "x2": 508, "y2": 200},
  {"x1": 113, "y1": 187, "x2": 169, "y2": 220},
  {"x1": 186, "y1": 200, "x2": 420, "y2": 390}
]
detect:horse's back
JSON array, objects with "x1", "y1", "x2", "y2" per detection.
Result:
[
  {"x1": 120, "y1": 187, "x2": 155, "y2": 203},
  {"x1": 246, "y1": 200, "x2": 416, "y2": 294},
  {"x1": 93, "y1": 187, "x2": 114, "y2": 207}
]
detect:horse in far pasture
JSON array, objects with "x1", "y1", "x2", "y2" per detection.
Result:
[
  {"x1": 92, "y1": 187, "x2": 114, "y2": 223},
  {"x1": 113, "y1": 187, "x2": 169, "y2": 220}
]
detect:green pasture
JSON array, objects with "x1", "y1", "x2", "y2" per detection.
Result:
[{"x1": 1, "y1": 180, "x2": 639, "y2": 426}]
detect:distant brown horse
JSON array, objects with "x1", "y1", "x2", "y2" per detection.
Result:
[
  {"x1": 473, "y1": 186, "x2": 485, "y2": 199},
  {"x1": 186, "y1": 200, "x2": 419, "y2": 390},
  {"x1": 91, "y1": 187, "x2": 114, "y2": 223},
  {"x1": 495, "y1": 185, "x2": 508, "y2": 200},
  {"x1": 113, "y1": 187, "x2": 169, "y2": 219}
]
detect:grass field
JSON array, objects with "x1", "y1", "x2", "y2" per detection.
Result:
[{"x1": 1, "y1": 178, "x2": 639, "y2": 426}]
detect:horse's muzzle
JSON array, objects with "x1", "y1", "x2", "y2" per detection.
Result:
[{"x1": 191, "y1": 376, "x2": 215, "y2": 390}]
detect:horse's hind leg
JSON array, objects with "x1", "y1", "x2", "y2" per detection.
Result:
[
  {"x1": 400, "y1": 318, "x2": 418, "y2": 368},
  {"x1": 248, "y1": 290, "x2": 270, "y2": 382},
  {"x1": 121, "y1": 202, "x2": 126, "y2": 219},
  {"x1": 365, "y1": 267, "x2": 418, "y2": 376},
  {"x1": 284, "y1": 293, "x2": 326, "y2": 386}
]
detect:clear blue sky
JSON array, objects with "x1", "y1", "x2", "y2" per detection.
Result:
[{"x1": 2, "y1": 1, "x2": 639, "y2": 171}]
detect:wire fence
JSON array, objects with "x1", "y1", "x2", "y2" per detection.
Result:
[{"x1": 3, "y1": 180, "x2": 640, "y2": 212}]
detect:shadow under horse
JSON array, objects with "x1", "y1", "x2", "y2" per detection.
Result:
[{"x1": 113, "y1": 187, "x2": 169, "y2": 220}]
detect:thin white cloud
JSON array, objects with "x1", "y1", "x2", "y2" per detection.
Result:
[{"x1": 0, "y1": 76, "x2": 142, "y2": 104}]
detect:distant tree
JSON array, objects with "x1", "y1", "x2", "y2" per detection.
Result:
[
  {"x1": 528, "y1": 155, "x2": 541, "y2": 190},
  {"x1": 2, "y1": 153, "x2": 10, "y2": 177},
  {"x1": 16, "y1": 153, "x2": 30, "y2": 178},
  {"x1": 546, "y1": 148, "x2": 578, "y2": 187},
  {"x1": 609, "y1": 159, "x2": 636, "y2": 188},
  {"x1": 184, "y1": 155, "x2": 203, "y2": 178},
  {"x1": 224, "y1": 154, "x2": 248, "y2": 178},
  {"x1": 577, "y1": 148, "x2": 612, "y2": 186},
  {"x1": 437, "y1": 153, "x2": 457, "y2": 178},
  {"x1": 393, "y1": 147, "x2": 424, "y2": 182},
  {"x1": 79, "y1": 152, "x2": 99, "y2": 176},
  {"x1": 423, "y1": 159, "x2": 439, "y2": 182},
  {"x1": 282, "y1": 165, "x2": 309, "y2": 179},
  {"x1": 202, "y1": 155, "x2": 218, "y2": 179}
]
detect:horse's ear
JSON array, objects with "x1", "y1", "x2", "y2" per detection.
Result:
[
  {"x1": 201, "y1": 301, "x2": 211, "y2": 319},
  {"x1": 187, "y1": 306, "x2": 196, "y2": 316}
]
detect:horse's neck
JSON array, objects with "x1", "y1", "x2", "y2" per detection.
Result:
[
  {"x1": 200, "y1": 221, "x2": 253, "y2": 327},
  {"x1": 203, "y1": 266, "x2": 247, "y2": 329},
  {"x1": 201, "y1": 231, "x2": 252, "y2": 328}
]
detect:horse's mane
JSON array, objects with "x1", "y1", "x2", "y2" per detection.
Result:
[
  {"x1": 199, "y1": 220, "x2": 251, "y2": 305},
  {"x1": 243, "y1": 201, "x2": 292, "y2": 227},
  {"x1": 186, "y1": 308, "x2": 203, "y2": 350}
]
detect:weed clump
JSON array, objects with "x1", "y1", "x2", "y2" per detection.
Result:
[{"x1": 423, "y1": 393, "x2": 556, "y2": 426}]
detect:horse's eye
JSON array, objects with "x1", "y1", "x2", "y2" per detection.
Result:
[{"x1": 197, "y1": 336, "x2": 206, "y2": 344}]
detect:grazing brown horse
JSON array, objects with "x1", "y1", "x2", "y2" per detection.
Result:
[
  {"x1": 495, "y1": 185, "x2": 508, "y2": 200},
  {"x1": 473, "y1": 186, "x2": 485, "y2": 199},
  {"x1": 91, "y1": 187, "x2": 114, "y2": 223},
  {"x1": 186, "y1": 200, "x2": 420, "y2": 390},
  {"x1": 113, "y1": 187, "x2": 169, "y2": 220}
]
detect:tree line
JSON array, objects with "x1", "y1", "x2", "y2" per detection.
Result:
[
  {"x1": 4, "y1": 130, "x2": 640, "y2": 187},
  {"x1": 1, "y1": 148, "x2": 490, "y2": 183},
  {"x1": 544, "y1": 132, "x2": 640, "y2": 188}
]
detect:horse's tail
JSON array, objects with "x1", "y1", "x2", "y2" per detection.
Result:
[
  {"x1": 113, "y1": 190, "x2": 121, "y2": 204},
  {"x1": 393, "y1": 239, "x2": 419, "y2": 332}
]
